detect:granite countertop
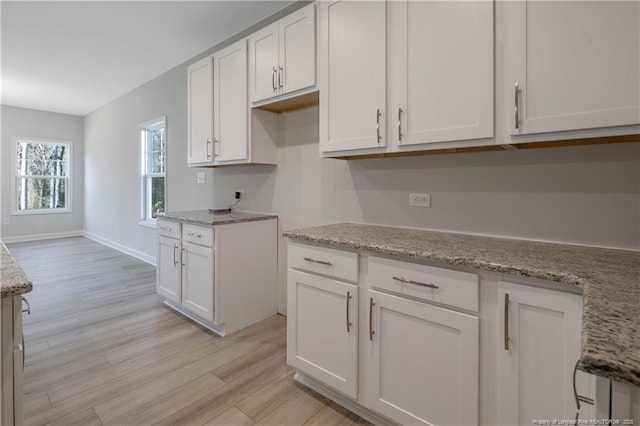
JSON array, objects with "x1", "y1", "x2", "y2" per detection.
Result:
[
  {"x1": 283, "y1": 222, "x2": 640, "y2": 387},
  {"x1": 159, "y1": 210, "x2": 277, "y2": 226},
  {"x1": 1, "y1": 243, "x2": 32, "y2": 298}
]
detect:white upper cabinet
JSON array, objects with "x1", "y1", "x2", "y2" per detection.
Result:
[
  {"x1": 390, "y1": 0, "x2": 494, "y2": 146},
  {"x1": 319, "y1": 0, "x2": 387, "y2": 152},
  {"x1": 506, "y1": 0, "x2": 640, "y2": 135},
  {"x1": 249, "y1": 4, "x2": 316, "y2": 104},
  {"x1": 187, "y1": 57, "x2": 214, "y2": 165},
  {"x1": 213, "y1": 39, "x2": 248, "y2": 163}
]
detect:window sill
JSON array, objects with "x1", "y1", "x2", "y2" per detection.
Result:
[
  {"x1": 12, "y1": 208, "x2": 73, "y2": 216},
  {"x1": 139, "y1": 220, "x2": 157, "y2": 229}
]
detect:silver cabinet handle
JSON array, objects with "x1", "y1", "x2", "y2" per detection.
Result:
[
  {"x1": 504, "y1": 293, "x2": 510, "y2": 351},
  {"x1": 573, "y1": 359, "x2": 594, "y2": 421},
  {"x1": 392, "y1": 276, "x2": 439, "y2": 289},
  {"x1": 514, "y1": 82, "x2": 520, "y2": 130},
  {"x1": 181, "y1": 248, "x2": 186, "y2": 266},
  {"x1": 159, "y1": 226, "x2": 172, "y2": 232},
  {"x1": 173, "y1": 244, "x2": 179, "y2": 266},
  {"x1": 187, "y1": 232, "x2": 203, "y2": 238},
  {"x1": 397, "y1": 105, "x2": 403, "y2": 142},
  {"x1": 206, "y1": 138, "x2": 212, "y2": 159},
  {"x1": 21, "y1": 297, "x2": 30, "y2": 315},
  {"x1": 278, "y1": 65, "x2": 284, "y2": 89},
  {"x1": 303, "y1": 257, "x2": 332, "y2": 266},
  {"x1": 213, "y1": 137, "x2": 219, "y2": 158},
  {"x1": 346, "y1": 291, "x2": 352, "y2": 333},
  {"x1": 376, "y1": 109, "x2": 382, "y2": 144},
  {"x1": 369, "y1": 297, "x2": 375, "y2": 341},
  {"x1": 272, "y1": 67, "x2": 277, "y2": 91}
]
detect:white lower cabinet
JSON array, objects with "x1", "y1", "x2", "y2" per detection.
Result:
[
  {"x1": 156, "y1": 235, "x2": 181, "y2": 304},
  {"x1": 157, "y1": 218, "x2": 277, "y2": 336},
  {"x1": 287, "y1": 269, "x2": 358, "y2": 399},
  {"x1": 367, "y1": 289, "x2": 479, "y2": 425},
  {"x1": 181, "y1": 241, "x2": 214, "y2": 322},
  {"x1": 287, "y1": 240, "x2": 607, "y2": 426},
  {"x1": 497, "y1": 281, "x2": 593, "y2": 424}
]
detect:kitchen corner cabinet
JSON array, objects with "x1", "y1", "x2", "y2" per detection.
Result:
[
  {"x1": 506, "y1": 0, "x2": 640, "y2": 135},
  {"x1": 157, "y1": 218, "x2": 277, "y2": 336},
  {"x1": 319, "y1": 0, "x2": 387, "y2": 153},
  {"x1": 497, "y1": 281, "x2": 594, "y2": 424},
  {"x1": 187, "y1": 57, "x2": 214, "y2": 165},
  {"x1": 248, "y1": 3, "x2": 316, "y2": 104}
]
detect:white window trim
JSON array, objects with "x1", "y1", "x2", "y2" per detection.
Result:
[
  {"x1": 139, "y1": 116, "x2": 167, "y2": 228},
  {"x1": 11, "y1": 137, "x2": 73, "y2": 216}
]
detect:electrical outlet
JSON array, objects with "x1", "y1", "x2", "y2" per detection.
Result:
[
  {"x1": 409, "y1": 193, "x2": 431, "y2": 208},
  {"x1": 235, "y1": 190, "x2": 245, "y2": 200},
  {"x1": 196, "y1": 172, "x2": 205, "y2": 184}
]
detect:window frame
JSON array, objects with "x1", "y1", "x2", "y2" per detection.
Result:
[
  {"x1": 12, "y1": 137, "x2": 73, "y2": 216},
  {"x1": 139, "y1": 116, "x2": 167, "y2": 228}
]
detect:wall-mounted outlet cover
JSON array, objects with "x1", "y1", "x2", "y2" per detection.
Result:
[
  {"x1": 235, "y1": 190, "x2": 245, "y2": 200},
  {"x1": 197, "y1": 172, "x2": 206, "y2": 184},
  {"x1": 409, "y1": 193, "x2": 431, "y2": 208}
]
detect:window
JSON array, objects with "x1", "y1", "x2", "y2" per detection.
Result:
[
  {"x1": 14, "y1": 139, "x2": 72, "y2": 214},
  {"x1": 140, "y1": 117, "x2": 166, "y2": 225}
]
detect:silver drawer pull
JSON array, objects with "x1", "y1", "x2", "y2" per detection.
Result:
[
  {"x1": 303, "y1": 257, "x2": 332, "y2": 266},
  {"x1": 159, "y1": 226, "x2": 172, "y2": 232},
  {"x1": 392, "y1": 276, "x2": 439, "y2": 289},
  {"x1": 187, "y1": 232, "x2": 203, "y2": 238}
]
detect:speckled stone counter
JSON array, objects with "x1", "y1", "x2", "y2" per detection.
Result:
[
  {"x1": 159, "y1": 210, "x2": 277, "y2": 226},
  {"x1": 1, "y1": 243, "x2": 32, "y2": 298},
  {"x1": 283, "y1": 222, "x2": 640, "y2": 387}
]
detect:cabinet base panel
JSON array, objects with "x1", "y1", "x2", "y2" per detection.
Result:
[
  {"x1": 293, "y1": 371, "x2": 398, "y2": 426},
  {"x1": 163, "y1": 300, "x2": 226, "y2": 337}
]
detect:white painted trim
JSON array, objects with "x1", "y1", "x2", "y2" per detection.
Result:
[
  {"x1": 83, "y1": 231, "x2": 156, "y2": 266},
  {"x1": 1, "y1": 230, "x2": 83, "y2": 244},
  {"x1": 162, "y1": 300, "x2": 226, "y2": 337}
]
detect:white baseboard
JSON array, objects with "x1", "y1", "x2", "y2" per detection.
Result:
[
  {"x1": 83, "y1": 232, "x2": 156, "y2": 266},
  {"x1": 1, "y1": 230, "x2": 84, "y2": 244}
]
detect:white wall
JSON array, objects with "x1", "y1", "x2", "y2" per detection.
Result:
[
  {"x1": 211, "y1": 107, "x2": 640, "y2": 313},
  {"x1": 1, "y1": 105, "x2": 84, "y2": 241},
  {"x1": 83, "y1": 65, "x2": 214, "y2": 260}
]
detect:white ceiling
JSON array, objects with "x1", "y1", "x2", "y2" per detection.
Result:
[{"x1": 1, "y1": 1, "x2": 293, "y2": 116}]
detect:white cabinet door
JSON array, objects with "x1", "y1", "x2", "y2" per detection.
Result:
[
  {"x1": 391, "y1": 0, "x2": 493, "y2": 146},
  {"x1": 182, "y1": 241, "x2": 214, "y2": 322},
  {"x1": 187, "y1": 56, "x2": 214, "y2": 165},
  {"x1": 248, "y1": 22, "x2": 279, "y2": 103},
  {"x1": 506, "y1": 0, "x2": 640, "y2": 135},
  {"x1": 287, "y1": 269, "x2": 358, "y2": 399},
  {"x1": 497, "y1": 282, "x2": 591, "y2": 424},
  {"x1": 279, "y1": 4, "x2": 316, "y2": 96},
  {"x1": 367, "y1": 290, "x2": 479, "y2": 425},
  {"x1": 213, "y1": 39, "x2": 248, "y2": 163},
  {"x1": 319, "y1": 0, "x2": 386, "y2": 152},
  {"x1": 156, "y1": 235, "x2": 181, "y2": 304}
]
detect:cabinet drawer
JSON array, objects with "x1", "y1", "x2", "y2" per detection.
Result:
[
  {"x1": 157, "y1": 219, "x2": 181, "y2": 239},
  {"x1": 182, "y1": 224, "x2": 213, "y2": 247},
  {"x1": 288, "y1": 242, "x2": 358, "y2": 283},
  {"x1": 369, "y1": 256, "x2": 478, "y2": 312}
]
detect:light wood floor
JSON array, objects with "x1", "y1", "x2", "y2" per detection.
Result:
[{"x1": 8, "y1": 237, "x2": 368, "y2": 426}]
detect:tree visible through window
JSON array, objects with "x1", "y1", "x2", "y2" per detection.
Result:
[
  {"x1": 141, "y1": 118, "x2": 166, "y2": 223},
  {"x1": 15, "y1": 140, "x2": 71, "y2": 212}
]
